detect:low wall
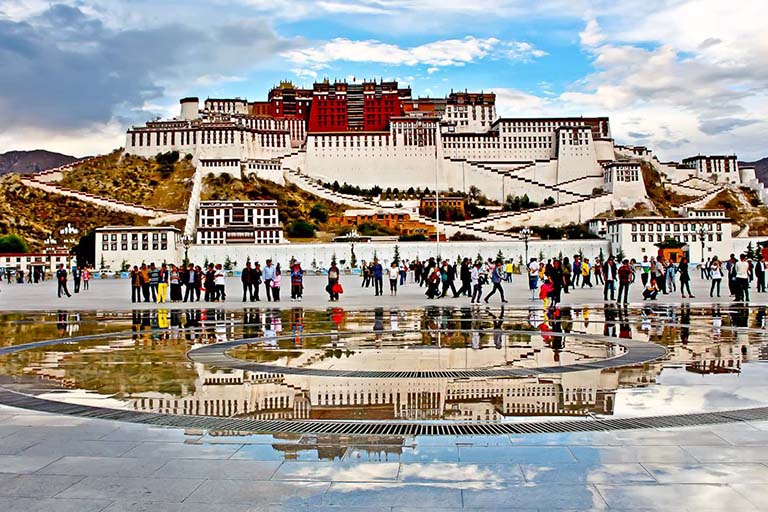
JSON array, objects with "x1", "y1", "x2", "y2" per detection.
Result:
[{"x1": 186, "y1": 239, "x2": 610, "y2": 270}]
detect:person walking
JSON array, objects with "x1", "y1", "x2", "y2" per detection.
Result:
[
  {"x1": 157, "y1": 263, "x2": 169, "y2": 303},
  {"x1": 593, "y1": 258, "x2": 604, "y2": 286},
  {"x1": 130, "y1": 265, "x2": 142, "y2": 303},
  {"x1": 581, "y1": 258, "x2": 592, "y2": 288},
  {"x1": 56, "y1": 264, "x2": 71, "y2": 298},
  {"x1": 484, "y1": 261, "x2": 508, "y2": 304},
  {"x1": 527, "y1": 258, "x2": 539, "y2": 300},
  {"x1": 441, "y1": 260, "x2": 458, "y2": 298},
  {"x1": 562, "y1": 257, "x2": 571, "y2": 294},
  {"x1": 372, "y1": 258, "x2": 384, "y2": 296},
  {"x1": 470, "y1": 261, "x2": 484, "y2": 304},
  {"x1": 602, "y1": 255, "x2": 617, "y2": 301},
  {"x1": 679, "y1": 257, "x2": 694, "y2": 298},
  {"x1": 455, "y1": 258, "x2": 472, "y2": 297},
  {"x1": 327, "y1": 262, "x2": 340, "y2": 301},
  {"x1": 425, "y1": 266, "x2": 441, "y2": 299},
  {"x1": 709, "y1": 256, "x2": 723, "y2": 297},
  {"x1": 361, "y1": 260, "x2": 371, "y2": 288},
  {"x1": 572, "y1": 255, "x2": 581, "y2": 287},
  {"x1": 263, "y1": 259, "x2": 276, "y2": 301},
  {"x1": 617, "y1": 258, "x2": 632, "y2": 304},
  {"x1": 290, "y1": 261, "x2": 304, "y2": 301},
  {"x1": 389, "y1": 262, "x2": 399, "y2": 296}
]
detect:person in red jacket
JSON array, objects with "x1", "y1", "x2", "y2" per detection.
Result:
[{"x1": 617, "y1": 259, "x2": 633, "y2": 304}]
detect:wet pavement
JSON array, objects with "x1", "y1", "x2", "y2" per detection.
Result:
[{"x1": 0, "y1": 288, "x2": 767, "y2": 509}]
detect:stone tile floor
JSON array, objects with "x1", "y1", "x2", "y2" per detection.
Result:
[{"x1": 3, "y1": 405, "x2": 768, "y2": 510}]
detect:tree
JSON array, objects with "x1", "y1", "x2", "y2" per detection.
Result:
[
  {"x1": 496, "y1": 249, "x2": 504, "y2": 262},
  {"x1": 287, "y1": 220, "x2": 316, "y2": 238},
  {"x1": 747, "y1": 241, "x2": 757, "y2": 260},
  {"x1": 393, "y1": 244, "x2": 401, "y2": 265},
  {"x1": 0, "y1": 234, "x2": 28, "y2": 253},
  {"x1": 331, "y1": 252, "x2": 337, "y2": 265},
  {"x1": 350, "y1": 246, "x2": 357, "y2": 268},
  {"x1": 223, "y1": 256, "x2": 233, "y2": 270},
  {"x1": 543, "y1": 196, "x2": 556, "y2": 206},
  {"x1": 309, "y1": 203, "x2": 328, "y2": 223}
]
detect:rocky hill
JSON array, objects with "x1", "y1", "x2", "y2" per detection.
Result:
[
  {"x1": 0, "y1": 150, "x2": 78, "y2": 176},
  {"x1": 59, "y1": 150, "x2": 194, "y2": 211},
  {"x1": 0, "y1": 173, "x2": 146, "y2": 251}
]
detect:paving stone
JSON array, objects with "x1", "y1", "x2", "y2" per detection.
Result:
[
  {"x1": 461, "y1": 483, "x2": 608, "y2": 509},
  {"x1": 19, "y1": 439, "x2": 138, "y2": 458},
  {"x1": 37, "y1": 456, "x2": 168, "y2": 477},
  {"x1": 101, "y1": 502, "x2": 249, "y2": 512},
  {"x1": 0, "y1": 496, "x2": 111, "y2": 512},
  {"x1": 185, "y1": 479, "x2": 329, "y2": 505},
  {"x1": 272, "y1": 461, "x2": 400, "y2": 481},
  {"x1": 154, "y1": 458, "x2": 281, "y2": 480},
  {"x1": 520, "y1": 463, "x2": 656, "y2": 484},
  {"x1": 0, "y1": 454, "x2": 62, "y2": 474},
  {"x1": 324, "y1": 482, "x2": 462, "y2": 508},
  {"x1": 121, "y1": 441, "x2": 242, "y2": 460},
  {"x1": 458, "y1": 446, "x2": 577, "y2": 464},
  {"x1": 398, "y1": 462, "x2": 525, "y2": 485},
  {"x1": 0, "y1": 473, "x2": 83, "y2": 497},
  {"x1": 570, "y1": 446, "x2": 698, "y2": 464},
  {"x1": 596, "y1": 483, "x2": 757, "y2": 510},
  {"x1": 683, "y1": 445, "x2": 768, "y2": 463},
  {"x1": 56, "y1": 476, "x2": 204, "y2": 502}
]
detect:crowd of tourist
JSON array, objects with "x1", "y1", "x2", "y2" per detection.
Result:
[{"x1": 6, "y1": 248, "x2": 761, "y2": 307}]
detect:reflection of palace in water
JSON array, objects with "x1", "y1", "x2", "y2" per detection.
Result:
[
  {"x1": 128, "y1": 366, "x2": 621, "y2": 421},
  {"x1": 10, "y1": 305, "x2": 768, "y2": 422}
]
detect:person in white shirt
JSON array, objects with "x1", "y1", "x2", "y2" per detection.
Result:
[
  {"x1": 527, "y1": 258, "x2": 539, "y2": 300},
  {"x1": 734, "y1": 253, "x2": 750, "y2": 302},
  {"x1": 470, "y1": 262, "x2": 483, "y2": 304},
  {"x1": 214, "y1": 264, "x2": 226, "y2": 301},
  {"x1": 709, "y1": 256, "x2": 723, "y2": 297},
  {"x1": 388, "y1": 263, "x2": 400, "y2": 296}
]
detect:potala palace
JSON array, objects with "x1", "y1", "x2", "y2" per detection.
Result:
[{"x1": 124, "y1": 80, "x2": 764, "y2": 237}]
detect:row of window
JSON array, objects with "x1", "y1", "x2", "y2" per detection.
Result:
[
  {"x1": 103, "y1": 243, "x2": 168, "y2": 251},
  {"x1": 102, "y1": 233, "x2": 168, "y2": 242},
  {"x1": 630, "y1": 233, "x2": 722, "y2": 243},
  {"x1": 627, "y1": 222, "x2": 722, "y2": 232}
]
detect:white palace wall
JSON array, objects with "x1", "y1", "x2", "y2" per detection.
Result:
[{"x1": 186, "y1": 239, "x2": 611, "y2": 271}]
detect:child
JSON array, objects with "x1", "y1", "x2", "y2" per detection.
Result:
[
  {"x1": 272, "y1": 270, "x2": 282, "y2": 302},
  {"x1": 643, "y1": 278, "x2": 659, "y2": 300}
]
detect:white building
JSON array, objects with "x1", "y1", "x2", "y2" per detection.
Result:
[
  {"x1": 196, "y1": 200, "x2": 283, "y2": 245},
  {"x1": 95, "y1": 226, "x2": 182, "y2": 269},
  {"x1": 0, "y1": 251, "x2": 70, "y2": 274},
  {"x1": 606, "y1": 209, "x2": 732, "y2": 262},
  {"x1": 681, "y1": 155, "x2": 740, "y2": 184}
]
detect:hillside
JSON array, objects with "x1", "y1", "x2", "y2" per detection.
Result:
[
  {"x1": 740, "y1": 157, "x2": 768, "y2": 185},
  {"x1": 0, "y1": 150, "x2": 78, "y2": 176},
  {"x1": 202, "y1": 174, "x2": 347, "y2": 241},
  {"x1": 59, "y1": 150, "x2": 195, "y2": 211},
  {"x1": 705, "y1": 188, "x2": 768, "y2": 235},
  {"x1": 0, "y1": 174, "x2": 147, "y2": 251}
]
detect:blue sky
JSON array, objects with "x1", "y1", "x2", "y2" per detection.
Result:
[{"x1": 1, "y1": 0, "x2": 766, "y2": 161}]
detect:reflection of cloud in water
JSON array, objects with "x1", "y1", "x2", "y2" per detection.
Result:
[{"x1": 613, "y1": 365, "x2": 768, "y2": 417}]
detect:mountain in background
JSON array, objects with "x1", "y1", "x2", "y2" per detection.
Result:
[
  {"x1": 741, "y1": 157, "x2": 768, "y2": 185},
  {"x1": 0, "y1": 150, "x2": 78, "y2": 176}
]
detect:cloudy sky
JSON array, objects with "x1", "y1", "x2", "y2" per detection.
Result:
[{"x1": 1, "y1": 0, "x2": 766, "y2": 161}]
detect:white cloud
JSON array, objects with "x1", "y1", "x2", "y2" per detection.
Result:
[
  {"x1": 282, "y1": 36, "x2": 545, "y2": 71},
  {"x1": 292, "y1": 68, "x2": 318, "y2": 79},
  {"x1": 195, "y1": 74, "x2": 247, "y2": 86},
  {"x1": 427, "y1": 67, "x2": 440, "y2": 74}
]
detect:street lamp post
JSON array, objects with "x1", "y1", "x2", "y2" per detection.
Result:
[
  {"x1": 182, "y1": 234, "x2": 193, "y2": 268},
  {"x1": 521, "y1": 227, "x2": 532, "y2": 264},
  {"x1": 59, "y1": 223, "x2": 79, "y2": 271},
  {"x1": 697, "y1": 226, "x2": 708, "y2": 264}
]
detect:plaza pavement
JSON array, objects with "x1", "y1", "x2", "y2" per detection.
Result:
[
  {"x1": 0, "y1": 273, "x2": 763, "y2": 311},
  {"x1": 2, "y1": 275, "x2": 768, "y2": 510}
]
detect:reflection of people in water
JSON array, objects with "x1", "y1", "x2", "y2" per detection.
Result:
[
  {"x1": 757, "y1": 306, "x2": 766, "y2": 329},
  {"x1": 291, "y1": 308, "x2": 304, "y2": 345},
  {"x1": 603, "y1": 304, "x2": 617, "y2": 338},
  {"x1": 486, "y1": 306, "x2": 505, "y2": 349},
  {"x1": 550, "y1": 306, "x2": 564, "y2": 361},
  {"x1": 711, "y1": 305, "x2": 722, "y2": 339},
  {"x1": 373, "y1": 307, "x2": 385, "y2": 333},
  {"x1": 679, "y1": 304, "x2": 691, "y2": 344},
  {"x1": 731, "y1": 304, "x2": 749, "y2": 328},
  {"x1": 618, "y1": 307, "x2": 632, "y2": 339},
  {"x1": 390, "y1": 309, "x2": 399, "y2": 332},
  {"x1": 330, "y1": 307, "x2": 344, "y2": 346},
  {"x1": 56, "y1": 310, "x2": 67, "y2": 335}
]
